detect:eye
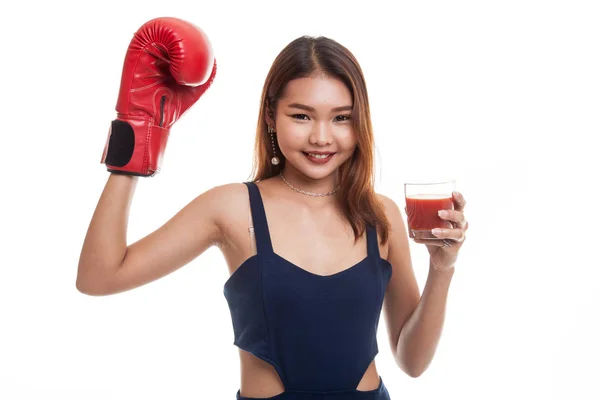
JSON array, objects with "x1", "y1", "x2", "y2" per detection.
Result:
[
  {"x1": 291, "y1": 114, "x2": 310, "y2": 120},
  {"x1": 335, "y1": 115, "x2": 351, "y2": 122}
]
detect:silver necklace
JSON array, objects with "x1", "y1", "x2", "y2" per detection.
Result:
[{"x1": 279, "y1": 171, "x2": 340, "y2": 197}]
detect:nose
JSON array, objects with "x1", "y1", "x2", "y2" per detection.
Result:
[{"x1": 309, "y1": 121, "x2": 333, "y2": 146}]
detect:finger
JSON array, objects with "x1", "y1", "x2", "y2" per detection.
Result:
[
  {"x1": 438, "y1": 209, "x2": 466, "y2": 225},
  {"x1": 452, "y1": 191, "x2": 467, "y2": 211},
  {"x1": 432, "y1": 228, "x2": 465, "y2": 242}
]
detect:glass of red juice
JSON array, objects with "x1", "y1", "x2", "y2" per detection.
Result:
[{"x1": 404, "y1": 180, "x2": 455, "y2": 240}]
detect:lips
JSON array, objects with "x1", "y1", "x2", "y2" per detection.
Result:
[{"x1": 303, "y1": 151, "x2": 335, "y2": 164}]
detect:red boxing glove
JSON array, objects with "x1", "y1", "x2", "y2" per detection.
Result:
[{"x1": 100, "y1": 17, "x2": 216, "y2": 176}]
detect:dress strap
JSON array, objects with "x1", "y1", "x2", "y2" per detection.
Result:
[
  {"x1": 366, "y1": 224, "x2": 381, "y2": 259},
  {"x1": 243, "y1": 182, "x2": 274, "y2": 255}
]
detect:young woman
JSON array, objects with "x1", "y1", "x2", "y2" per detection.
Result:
[{"x1": 77, "y1": 17, "x2": 468, "y2": 400}]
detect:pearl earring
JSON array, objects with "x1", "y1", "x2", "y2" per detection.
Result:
[{"x1": 268, "y1": 126, "x2": 280, "y2": 165}]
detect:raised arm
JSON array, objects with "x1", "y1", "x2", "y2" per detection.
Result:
[
  {"x1": 76, "y1": 177, "x2": 232, "y2": 296},
  {"x1": 77, "y1": 17, "x2": 218, "y2": 295}
]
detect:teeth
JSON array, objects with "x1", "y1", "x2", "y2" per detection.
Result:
[{"x1": 308, "y1": 153, "x2": 331, "y2": 159}]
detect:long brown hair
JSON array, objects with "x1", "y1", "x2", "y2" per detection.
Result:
[{"x1": 248, "y1": 35, "x2": 390, "y2": 245}]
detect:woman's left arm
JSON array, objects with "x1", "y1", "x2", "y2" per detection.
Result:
[
  {"x1": 398, "y1": 191, "x2": 468, "y2": 377},
  {"x1": 395, "y1": 264, "x2": 455, "y2": 377},
  {"x1": 381, "y1": 191, "x2": 468, "y2": 377}
]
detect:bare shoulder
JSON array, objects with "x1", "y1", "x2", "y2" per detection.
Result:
[
  {"x1": 375, "y1": 192, "x2": 400, "y2": 213},
  {"x1": 202, "y1": 181, "x2": 247, "y2": 201},
  {"x1": 375, "y1": 192, "x2": 405, "y2": 229},
  {"x1": 374, "y1": 193, "x2": 406, "y2": 258},
  {"x1": 206, "y1": 182, "x2": 251, "y2": 232}
]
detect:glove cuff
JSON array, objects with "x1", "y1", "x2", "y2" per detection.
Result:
[{"x1": 100, "y1": 118, "x2": 170, "y2": 177}]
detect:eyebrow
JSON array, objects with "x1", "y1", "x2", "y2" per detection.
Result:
[{"x1": 287, "y1": 103, "x2": 353, "y2": 112}]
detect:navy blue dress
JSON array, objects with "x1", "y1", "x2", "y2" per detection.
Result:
[{"x1": 223, "y1": 182, "x2": 393, "y2": 399}]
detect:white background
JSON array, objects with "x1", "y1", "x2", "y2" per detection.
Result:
[{"x1": 1, "y1": 0, "x2": 599, "y2": 399}]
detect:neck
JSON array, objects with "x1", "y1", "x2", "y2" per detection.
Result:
[{"x1": 279, "y1": 166, "x2": 339, "y2": 197}]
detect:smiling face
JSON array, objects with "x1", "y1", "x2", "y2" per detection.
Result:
[{"x1": 267, "y1": 74, "x2": 357, "y2": 183}]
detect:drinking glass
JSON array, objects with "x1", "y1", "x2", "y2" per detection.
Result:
[{"x1": 404, "y1": 180, "x2": 455, "y2": 240}]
